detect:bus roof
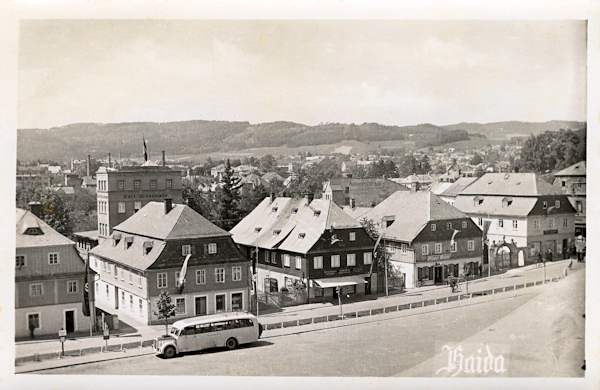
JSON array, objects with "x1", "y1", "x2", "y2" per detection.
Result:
[{"x1": 172, "y1": 312, "x2": 256, "y2": 328}]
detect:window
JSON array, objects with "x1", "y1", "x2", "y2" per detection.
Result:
[
  {"x1": 314, "y1": 256, "x2": 323, "y2": 269},
  {"x1": 175, "y1": 298, "x2": 186, "y2": 315},
  {"x1": 283, "y1": 254, "x2": 290, "y2": 267},
  {"x1": 462, "y1": 221, "x2": 467, "y2": 229},
  {"x1": 563, "y1": 218, "x2": 568, "y2": 228},
  {"x1": 150, "y1": 180, "x2": 157, "y2": 190},
  {"x1": 134, "y1": 180, "x2": 141, "y2": 190},
  {"x1": 498, "y1": 219, "x2": 504, "y2": 228},
  {"x1": 232, "y1": 266, "x2": 242, "y2": 281},
  {"x1": 130, "y1": 295, "x2": 134, "y2": 310},
  {"x1": 446, "y1": 223, "x2": 452, "y2": 230},
  {"x1": 534, "y1": 219, "x2": 540, "y2": 230},
  {"x1": 182, "y1": 245, "x2": 192, "y2": 256},
  {"x1": 271, "y1": 252, "x2": 277, "y2": 264},
  {"x1": 555, "y1": 200, "x2": 560, "y2": 208},
  {"x1": 28, "y1": 313, "x2": 40, "y2": 330},
  {"x1": 576, "y1": 201, "x2": 582, "y2": 212},
  {"x1": 548, "y1": 219, "x2": 555, "y2": 229},
  {"x1": 561, "y1": 180, "x2": 566, "y2": 187},
  {"x1": 347, "y1": 254, "x2": 356, "y2": 266},
  {"x1": 450, "y1": 242, "x2": 457, "y2": 252},
  {"x1": 208, "y1": 243, "x2": 217, "y2": 254},
  {"x1": 121, "y1": 291, "x2": 125, "y2": 306},
  {"x1": 166, "y1": 179, "x2": 173, "y2": 189},
  {"x1": 118, "y1": 202, "x2": 125, "y2": 214},
  {"x1": 30, "y1": 283, "x2": 43, "y2": 297},
  {"x1": 120, "y1": 268, "x2": 125, "y2": 281},
  {"x1": 422, "y1": 244, "x2": 429, "y2": 255},
  {"x1": 157, "y1": 273, "x2": 167, "y2": 288},
  {"x1": 67, "y1": 280, "x2": 78, "y2": 293},
  {"x1": 363, "y1": 252, "x2": 373, "y2": 265},
  {"x1": 196, "y1": 269, "x2": 206, "y2": 284},
  {"x1": 431, "y1": 224, "x2": 436, "y2": 231},
  {"x1": 175, "y1": 272, "x2": 181, "y2": 287},
  {"x1": 106, "y1": 285, "x2": 109, "y2": 297},
  {"x1": 48, "y1": 252, "x2": 59, "y2": 265},
  {"x1": 138, "y1": 276, "x2": 142, "y2": 289},
  {"x1": 331, "y1": 255, "x2": 340, "y2": 268},
  {"x1": 349, "y1": 232, "x2": 356, "y2": 241},
  {"x1": 295, "y1": 256, "x2": 302, "y2": 269},
  {"x1": 468, "y1": 240, "x2": 475, "y2": 251},
  {"x1": 434, "y1": 243, "x2": 442, "y2": 254},
  {"x1": 16, "y1": 255, "x2": 25, "y2": 268},
  {"x1": 543, "y1": 201, "x2": 548, "y2": 209},
  {"x1": 215, "y1": 268, "x2": 225, "y2": 283},
  {"x1": 512, "y1": 220, "x2": 518, "y2": 229},
  {"x1": 117, "y1": 180, "x2": 125, "y2": 190},
  {"x1": 134, "y1": 201, "x2": 142, "y2": 212},
  {"x1": 401, "y1": 244, "x2": 407, "y2": 254},
  {"x1": 478, "y1": 218, "x2": 483, "y2": 226},
  {"x1": 231, "y1": 293, "x2": 243, "y2": 311},
  {"x1": 139, "y1": 299, "x2": 143, "y2": 315}
]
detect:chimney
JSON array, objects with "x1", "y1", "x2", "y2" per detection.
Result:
[
  {"x1": 87, "y1": 155, "x2": 91, "y2": 177},
  {"x1": 270, "y1": 192, "x2": 276, "y2": 203},
  {"x1": 162, "y1": 151, "x2": 166, "y2": 167},
  {"x1": 108, "y1": 153, "x2": 111, "y2": 169},
  {"x1": 28, "y1": 201, "x2": 42, "y2": 218},
  {"x1": 70, "y1": 158, "x2": 74, "y2": 172},
  {"x1": 304, "y1": 193, "x2": 314, "y2": 205},
  {"x1": 411, "y1": 182, "x2": 420, "y2": 192},
  {"x1": 164, "y1": 198, "x2": 173, "y2": 214},
  {"x1": 349, "y1": 198, "x2": 355, "y2": 209}
]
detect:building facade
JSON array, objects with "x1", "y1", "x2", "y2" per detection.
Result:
[
  {"x1": 553, "y1": 161, "x2": 586, "y2": 237},
  {"x1": 363, "y1": 191, "x2": 482, "y2": 289},
  {"x1": 454, "y1": 173, "x2": 576, "y2": 269},
  {"x1": 95, "y1": 165, "x2": 183, "y2": 241},
  {"x1": 15, "y1": 208, "x2": 93, "y2": 338},
  {"x1": 89, "y1": 200, "x2": 250, "y2": 326},
  {"x1": 323, "y1": 178, "x2": 408, "y2": 208},
  {"x1": 231, "y1": 195, "x2": 376, "y2": 303}
]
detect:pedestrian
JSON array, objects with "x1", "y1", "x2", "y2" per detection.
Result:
[{"x1": 537, "y1": 252, "x2": 543, "y2": 267}]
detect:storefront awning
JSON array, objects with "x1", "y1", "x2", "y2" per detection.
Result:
[{"x1": 313, "y1": 275, "x2": 367, "y2": 288}]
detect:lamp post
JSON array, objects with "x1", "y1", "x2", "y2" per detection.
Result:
[
  {"x1": 336, "y1": 286, "x2": 344, "y2": 319},
  {"x1": 254, "y1": 231, "x2": 260, "y2": 318}
]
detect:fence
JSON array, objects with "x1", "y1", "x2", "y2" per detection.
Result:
[{"x1": 263, "y1": 267, "x2": 569, "y2": 331}]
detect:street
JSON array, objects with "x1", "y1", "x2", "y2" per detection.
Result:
[{"x1": 40, "y1": 266, "x2": 584, "y2": 377}]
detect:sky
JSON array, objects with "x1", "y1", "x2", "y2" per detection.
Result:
[{"x1": 18, "y1": 20, "x2": 587, "y2": 129}]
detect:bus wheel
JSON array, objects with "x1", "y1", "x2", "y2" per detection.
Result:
[
  {"x1": 163, "y1": 346, "x2": 177, "y2": 359},
  {"x1": 226, "y1": 337, "x2": 238, "y2": 350}
]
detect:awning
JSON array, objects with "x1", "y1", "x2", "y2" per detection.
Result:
[{"x1": 313, "y1": 275, "x2": 367, "y2": 288}]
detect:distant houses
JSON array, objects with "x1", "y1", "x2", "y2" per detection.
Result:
[
  {"x1": 553, "y1": 161, "x2": 586, "y2": 237},
  {"x1": 323, "y1": 178, "x2": 409, "y2": 208}
]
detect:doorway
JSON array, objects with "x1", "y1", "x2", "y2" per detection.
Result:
[
  {"x1": 195, "y1": 296, "x2": 207, "y2": 316},
  {"x1": 434, "y1": 266, "x2": 443, "y2": 284},
  {"x1": 65, "y1": 310, "x2": 75, "y2": 333}
]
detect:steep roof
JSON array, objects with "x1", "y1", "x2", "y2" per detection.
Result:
[
  {"x1": 114, "y1": 202, "x2": 229, "y2": 240},
  {"x1": 230, "y1": 196, "x2": 362, "y2": 255},
  {"x1": 439, "y1": 177, "x2": 478, "y2": 198},
  {"x1": 554, "y1": 161, "x2": 586, "y2": 177},
  {"x1": 326, "y1": 178, "x2": 409, "y2": 207},
  {"x1": 363, "y1": 191, "x2": 468, "y2": 243},
  {"x1": 458, "y1": 173, "x2": 563, "y2": 197},
  {"x1": 453, "y1": 195, "x2": 538, "y2": 217},
  {"x1": 16, "y1": 208, "x2": 75, "y2": 248},
  {"x1": 90, "y1": 235, "x2": 167, "y2": 271}
]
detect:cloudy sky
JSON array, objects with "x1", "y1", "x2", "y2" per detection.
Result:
[{"x1": 18, "y1": 20, "x2": 586, "y2": 129}]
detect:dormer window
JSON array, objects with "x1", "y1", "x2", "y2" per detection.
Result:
[
  {"x1": 124, "y1": 236, "x2": 133, "y2": 249},
  {"x1": 271, "y1": 207, "x2": 278, "y2": 213},
  {"x1": 144, "y1": 241, "x2": 154, "y2": 256},
  {"x1": 291, "y1": 208, "x2": 298, "y2": 214},
  {"x1": 254, "y1": 227, "x2": 262, "y2": 233},
  {"x1": 298, "y1": 233, "x2": 306, "y2": 239},
  {"x1": 502, "y1": 197, "x2": 513, "y2": 208},
  {"x1": 24, "y1": 227, "x2": 43, "y2": 235},
  {"x1": 473, "y1": 196, "x2": 483, "y2": 206},
  {"x1": 313, "y1": 210, "x2": 321, "y2": 217},
  {"x1": 543, "y1": 201, "x2": 548, "y2": 209},
  {"x1": 273, "y1": 229, "x2": 281, "y2": 236},
  {"x1": 113, "y1": 233, "x2": 122, "y2": 246}
]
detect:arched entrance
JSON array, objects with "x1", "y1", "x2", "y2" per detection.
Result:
[{"x1": 496, "y1": 246, "x2": 511, "y2": 270}]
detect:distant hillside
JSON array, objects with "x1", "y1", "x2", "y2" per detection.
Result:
[
  {"x1": 442, "y1": 120, "x2": 586, "y2": 139},
  {"x1": 17, "y1": 120, "x2": 466, "y2": 161}
]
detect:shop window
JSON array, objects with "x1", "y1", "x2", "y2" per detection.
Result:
[{"x1": 231, "y1": 293, "x2": 243, "y2": 311}]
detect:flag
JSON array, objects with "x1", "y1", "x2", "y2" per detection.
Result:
[
  {"x1": 450, "y1": 229, "x2": 461, "y2": 246},
  {"x1": 482, "y1": 220, "x2": 492, "y2": 237},
  {"x1": 178, "y1": 254, "x2": 191, "y2": 294},
  {"x1": 143, "y1": 136, "x2": 148, "y2": 162},
  {"x1": 369, "y1": 233, "x2": 385, "y2": 275},
  {"x1": 82, "y1": 255, "x2": 90, "y2": 316}
]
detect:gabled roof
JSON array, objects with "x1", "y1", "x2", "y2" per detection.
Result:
[
  {"x1": 363, "y1": 191, "x2": 468, "y2": 243},
  {"x1": 554, "y1": 161, "x2": 586, "y2": 177},
  {"x1": 458, "y1": 173, "x2": 563, "y2": 196},
  {"x1": 453, "y1": 195, "x2": 538, "y2": 217},
  {"x1": 430, "y1": 181, "x2": 454, "y2": 195},
  {"x1": 230, "y1": 197, "x2": 362, "y2": 255},
  {"x1": 439, "y1": 177, "x2": 478, "y2": 198},
  {"x1": 90, "y1": 234, "x2": 167, "y2": 271},
  {"x1": 16, "y1": 208, "x2": 75, "y2": 248},
  {"x1": 114, "y1": 202, "x2": 229, "y2": 240},
  {"x1": 325, "y1": 178, "x2": 409, "y2": 207}
]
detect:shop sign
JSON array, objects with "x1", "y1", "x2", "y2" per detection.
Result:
[
  {"x1": 427, "y1": 254, "x2": 451, "y2": 261},
  {"x1": 543, "y1": 229, "x2": 558, "y2": 235},
  {"x1": 323, "y1": 268, "x2": 351, "y2": 276},
  {"x1": 123, "y1": 192, "x2": 169, "y2": 200}
]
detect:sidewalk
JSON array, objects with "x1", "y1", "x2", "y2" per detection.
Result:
[{"x1": 15, "y1": 259, "x2": 575, "y2": 369}]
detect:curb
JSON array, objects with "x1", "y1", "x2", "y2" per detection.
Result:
[{"x1": 15, "y1": 267, "x2": 571, "y2": 367}]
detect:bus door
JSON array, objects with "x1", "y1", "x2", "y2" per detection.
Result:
[{"x1": 178, "y1": 326, "x2": 197, "y2": 353}]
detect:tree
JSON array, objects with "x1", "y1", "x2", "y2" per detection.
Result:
[
  {"x1": 154, "y1": 291, "x2": 176, "y2": 336},
  {"x1": 16, "y1": 182, "x2": 71, "y2": 234},
  {"x1": 418, "y1": 155, "x2": 432, "y2": 174},
  {"x1": 215, "y1": 159, "x2": 242, "y2": 230},
  {"x1": 470, "y1": 153, "x2": 484, "y2": 166},
  {"x1": 359, "y1": 218, "x2": 394, "y2": 282}
]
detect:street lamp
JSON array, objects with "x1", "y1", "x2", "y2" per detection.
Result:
[{"x1": 336, "y1": 286, "x2": 344, "y2": 319}]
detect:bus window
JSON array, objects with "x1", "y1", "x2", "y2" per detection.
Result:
[
  {"x1": 212, "y1": 322, "x2": 227, "y2": 332},
  {"x1": 182, "y1": 327, "x2": 195, "y2": 336},
  {"x1": 170, "y1": 327, "x2": 180, "y2": 336},
  {"x1": 240, "y1": 319, "x2": 253, "y2": 327},
  {"x1": 198, "y1": 324, "x2": 211, "y2": 333}
]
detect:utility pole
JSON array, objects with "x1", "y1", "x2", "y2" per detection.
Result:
[
  {"x1": 337, "y1": 286, "x2": 343, "y2": 319},
  {"x1": 384, "y1": 235, "x2": 389, "y2": 297},
  {"x1": 254, "y1": 235, "x2": 259, "y2": 318}
]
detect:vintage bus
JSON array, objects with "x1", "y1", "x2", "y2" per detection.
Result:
[{"x1": 153, "y1": 312, "x2": 263, "y2": 358}]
